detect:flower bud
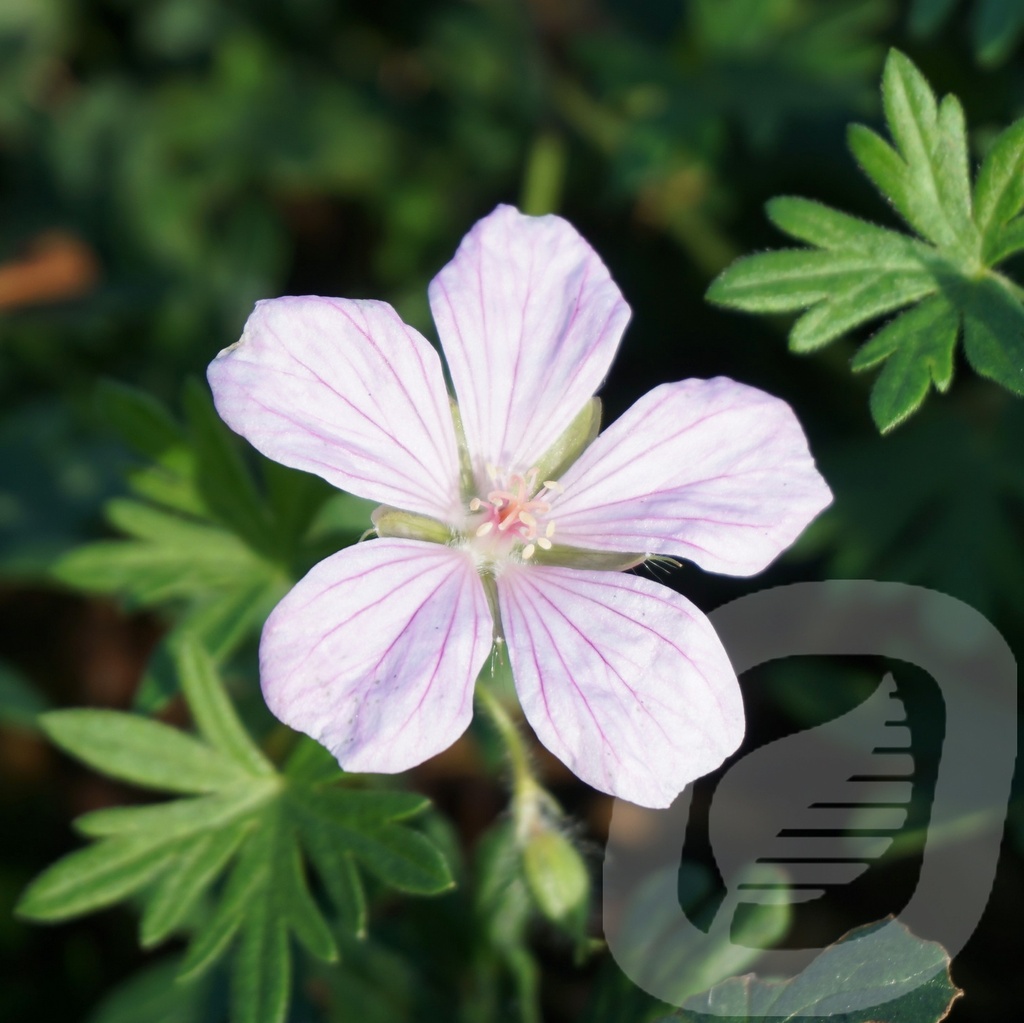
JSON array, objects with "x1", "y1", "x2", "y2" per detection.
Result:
[{"x1": 522, "y1": 828, "x2": 590, "y2": 937}]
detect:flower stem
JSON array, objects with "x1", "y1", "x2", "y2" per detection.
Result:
[{"x1": 475, "y1": 680, "x2": 554, "y2": 843}]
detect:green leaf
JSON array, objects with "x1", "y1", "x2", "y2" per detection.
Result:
[
  {"x1": 40, "y1": 709, "x2": 247, "y2": 793},
  {"x1": 172, "y1": 634, "x2": 274, "y2": 776},
  {"x1": 707, "y1": 249, "x2": 922, "y2": 314},
  {"x1": 765, "y1": 196, "x2": 913, "y2": 254},
  {"x1": 183, "y1": 378, "x2": 274, "y2": 555},
  {"x1": 852, "y1": 295, "x2": 959, "y2": 432},
  {"x1": 847, "y1": 122, "x2": 915, "y2": 219},
  {"x1": 96, "y1": 379, "x2": 186, "y2": 465},
  {"x1": 228, "y1": 814, "x2": 293, "y2": 1023},
  {"x1": 959, "y1": 274, "x2": 1024, "y2": 394},
  {"x1": 53, "y1": 529, "x2": 269, "y2": 604},
  {"x1": 20, "y1": 654, "x2": 453, "y2": 1023},
  {"x1": 301, "y1": 829, "x2": 368, "y2": 937},
  {"x1": 880, "y1": 49, "x2": 953, "y2": 250},
  {"x1": 17, "y1": 835, "x2": 181, "y2": 921},
  {"x1": 262, "y1": 460, "x2": 337, "y2": 556},
  {"x1": 788, "y1": 270, "x2": 936, "y2": 352},
  {"x1": 282, "y1": 836, "x2": 338, "y2": 962},
  {"x1": 140, "y1": 820, "x2": 252, "y2": 947},
  {"x1": 708, "y1": 49, "x2": 1024, "y2": 430},
  {"x1": 178, "y1": 580, "x2": 284, "y2": 661},
  {"x1": 975, "y1": 117, "x2": 1024, "y2": 262},
  {"x1": 669, "y1": 920, "x2": 961, "y2": 1023},
  {"x1": 176, "y1": 840, "x2": 258, "y2": 981},
  {"x1": 63, "y1": 378, "x2": 339, "y2": 694},
  {"x1": 293, "y1": 788, "x2": 454, "y2": 895},
  {"x1": 75, "y1": 786, "x2": 275, "y2": 840}
]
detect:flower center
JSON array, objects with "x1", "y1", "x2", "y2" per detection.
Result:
[{"x1": 468, "y1": 465, "x2": 560, "y2": 561}]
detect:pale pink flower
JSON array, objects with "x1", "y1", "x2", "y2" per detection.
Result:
[{"x1": 208, "y1": 205, "x2": 831, "y2": 808}]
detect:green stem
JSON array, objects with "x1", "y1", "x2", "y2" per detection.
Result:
[{"x1": 475, "y1": 682, "x2": 553, "y2": 843}]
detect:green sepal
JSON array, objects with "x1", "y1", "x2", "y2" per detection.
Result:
[
  {"x1": 532, "y1": 398, "x2": 602, "y2": 483},
  {"x1": 371, "y1": 507, "x2": 454, "y2": 545},
  {"x1": 531, "y1": 544, "x2": 646, "y2": 571},
  {"x1": 449, "y1": 397, "x2": 478, "y2": 500}
]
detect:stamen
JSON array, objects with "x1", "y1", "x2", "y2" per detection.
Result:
[{"x1": 468, "y1": 465, "x2": 560, "y2": 558}]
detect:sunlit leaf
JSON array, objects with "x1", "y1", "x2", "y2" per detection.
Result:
[{"x1": 708, "y1": 50, "x2": 1024, "y2": 430}]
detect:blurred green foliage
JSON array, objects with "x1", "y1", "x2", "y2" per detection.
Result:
[{"x1": 2, "y1": 2, "x2": 1023, "y2": 1022}]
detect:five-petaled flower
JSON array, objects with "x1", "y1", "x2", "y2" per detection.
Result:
[{"x1": 208, "y1": 205, "x2": 831, "y2": 808}]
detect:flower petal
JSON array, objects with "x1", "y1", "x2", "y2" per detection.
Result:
[
  {"x1": 550, "y1": 378, "x2": 833, "y2": 575},
  {"x1": 429, "y1": 205, "x2": 630, "y2": 473},
  {"x1": 498, "y1": 565, "x2": 743, "y2": 808},
  {"x1": 208, "y1": 297, "x2": 462, "y2": 521},
  {"x1": 261, "y1": 538, "x2": 493, "y2": 774}
]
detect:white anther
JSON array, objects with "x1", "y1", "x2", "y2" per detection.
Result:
[
  {"x1": 476, "y1": 521, "x2": 494, "y2": 536},
  {"x1": 545, "y1": 521, "x2": 556, "y2": 538},
  {"x1": 537, "y1": 537, "x2": 552, "y2": 550},
  {"x1": 522, "y1": 543, "x2": 536, "y2": 560},
  {"x1": 519, "y1": 511, "x2": 537, "y2": 528},
  {"x1": 469, "y1": 498, "x2": 482, "y2": 511},
  {"x1": 543, "y1": 480, "x2": 563, "y2": 493}
]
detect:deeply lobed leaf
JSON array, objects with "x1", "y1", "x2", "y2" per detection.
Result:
[
  {"x1": 708, "y1": 49, "x2": 1024, "y2": 431},
  {"x1": 17, "y1": 648, "x2": 454, "y2": 1023}
]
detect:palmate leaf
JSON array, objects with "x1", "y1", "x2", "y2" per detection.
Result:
[
  {"x1": 53, "y1": 379, "x2": 373, "y2": 709},
  {"x1": 708, "y1": 49, "x2": 1024, "y2": 432},
  {"x1": 16, "y1": 637, "x2": 453, "y2": 1023}
]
